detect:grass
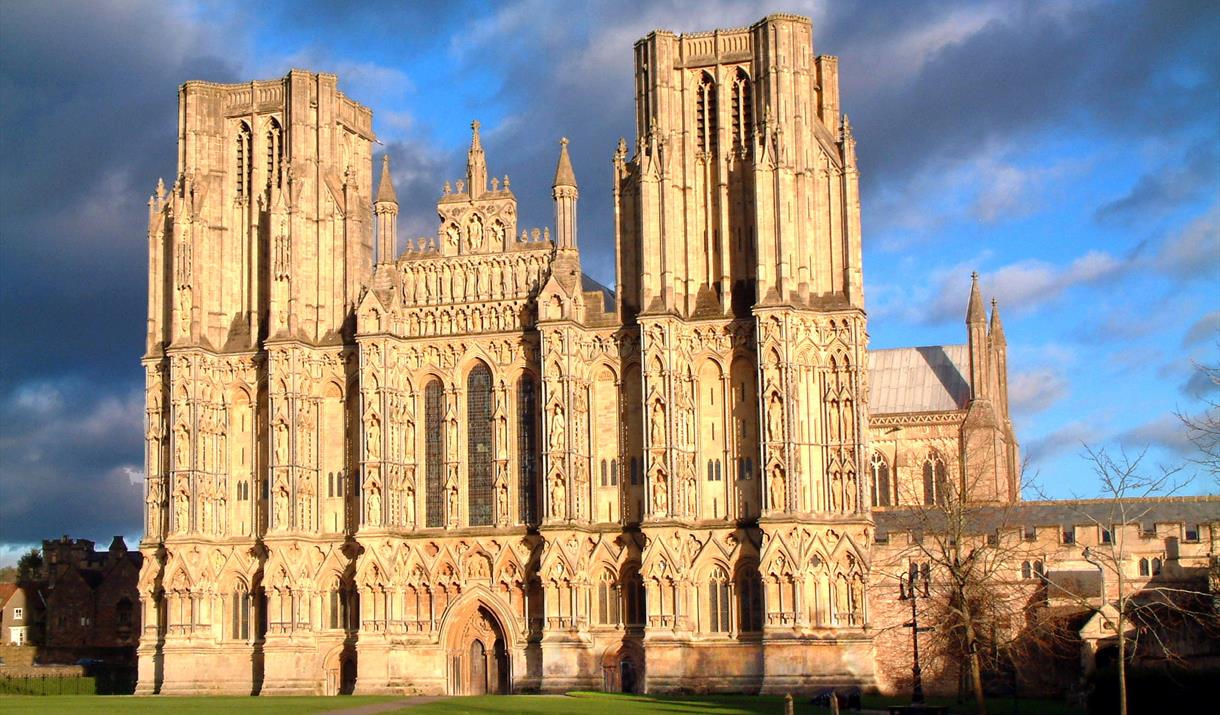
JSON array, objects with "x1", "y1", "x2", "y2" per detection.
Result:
[
  {"x1": 861, "y1": 693, "x2": 1083, "y2": 715},
  {"x1": 0, "y1": 695, "x2": 402, "y2": 714},
  {"x1": 0, "y1": 691, "x2": 1085, "y2": 715}
]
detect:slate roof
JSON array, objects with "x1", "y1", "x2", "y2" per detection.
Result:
[
  {"x1": 581, "y1": 273, "x2": 614, "y2": 313},
  {"x1": 874, "y1": 497, "x2": 1220, "y2": 538},
  {"x1": 868, "y1": 344, "x2": 971, "y2": 415}
]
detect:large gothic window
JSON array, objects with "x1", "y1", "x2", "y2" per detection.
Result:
[
  {"x1": 871, "y1": 451, "x2": 891, "y2": 507},
  {"x1": 517, "y1": 374, "x2": 539, "y2": 525},
  {"x1": 707, "y1": 567, "x2": 731, "y2": 633},
  {"x1": 467, "y1": 364, "x2": 494, "y2": 526},
  {"x1": 623, "y1": 568, "x2": 646, "y2": 626},
  {"x1": 425, "y1": 380, "x2": 444, "y2": 527}
]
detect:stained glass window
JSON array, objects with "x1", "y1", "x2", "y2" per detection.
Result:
[
  {"x1": 517, "y1": 374, "x2": 539, "y2": 525},
  {"x1": 467, "y1": 364, "x2": 494, "y2": 526},
  {"x1": 425, "y1": 380, "x2": 444, "y2": 527}
]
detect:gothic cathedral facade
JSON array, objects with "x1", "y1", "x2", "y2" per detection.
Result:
[{"x1": 137, "y1": 15, "x2": 1018, "y2": 695}]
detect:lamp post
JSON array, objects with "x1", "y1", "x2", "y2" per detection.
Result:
[{"x1": 900, "y1": 565, "x2": 933, "y2": 705}]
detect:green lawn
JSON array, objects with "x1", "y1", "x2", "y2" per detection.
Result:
[
  {"x1": 0, "y1": 695, "x2": 402, "y2": 714},
  {"x1": 0, "y1": 691, "x2": 1084, "y2": 715}
]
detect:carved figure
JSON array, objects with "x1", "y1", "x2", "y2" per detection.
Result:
[
  {"x1": 650, "y1": 400, "x2": 665, "y2": 446},
  {"x1": 445, "y1": 223, "x2": 460, "y2": 249},
  {"x1": 405, "y1": 484, "x2": 416, "y2": 527},
  {"x1": 174, "y1": 490, "x2": 189, "y2": 531},
  {"x1": 467, "y1": 215, "x2": 484, "y2": 251},
  {"x1": 367, "y1": 487, "x2": 382, "y2": 526},
  {"x1": 684, "y1": 475, "x2": 696, "y2": 517},
  {"x1": 769, "y1": 465, "x2": 785, "y2": 511},
  {"x1": 767, "y1": 395, "x2": 783, "y2": 442},
  {"x1": 551, "y1": 474, "x2": 566, "y2": 519},
  {"x1": 274, "y1": 485, "x2": 289, "y2": 529},
  {"x1": 366, "y1": 416, "x2": 381, "y2": 458},
  {"x1": 652, "y1": 467, "x2": 668, "y2": 516},
  {"x1": 274, "y1": 420, "x2": 288, "y2": 464},
  {"x1": 549, "y1": 405, "x2": 565, "y2": 451}
]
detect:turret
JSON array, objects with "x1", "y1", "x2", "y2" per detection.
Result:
[
  {"x1": 374, "y1": 155, "x2": 398, "y2": 265},
  {"x1": 467, "y1": 120, "x2": 487, "y2": 199},
  {"x1": 989, "y1": 298, "x2": 1009, "y2": 419},
  {"x1": 552, "y1": 137, "x2": 578, "y2": 251},
  {"x1": 966, "y1": 272, "x2": 989, "y2": 401}
]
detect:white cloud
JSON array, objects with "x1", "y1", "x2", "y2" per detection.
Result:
[
  {"x1": 1157, "y1": 204, "x2": 1220, "y2": 280},
  {"x1": 1009, "y1": 367, "x2": 1069, "y2": 416}
]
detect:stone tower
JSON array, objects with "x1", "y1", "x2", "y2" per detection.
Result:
[
  {"x1": 614, "y1": 14, "x2": 873, "y2": 690},
  {"x1": 139, "y1": 71, "x2": 374, "y2": 694}
]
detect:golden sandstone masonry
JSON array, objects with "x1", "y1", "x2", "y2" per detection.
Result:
[{"x1": 136, "y1": 14, "x2": 1216, "y2": 697}]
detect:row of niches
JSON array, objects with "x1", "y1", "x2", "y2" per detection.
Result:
[
  {"x1": 399, "y1": 226, "x2": 554, "y2": 257},
  {"x1": 393, "y1": 251, "x2": 552, "y2": 307}
]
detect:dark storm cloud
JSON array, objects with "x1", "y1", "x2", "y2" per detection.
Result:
[{"x1": 0, "y1": 379, "x2": 144, "y2": 543}]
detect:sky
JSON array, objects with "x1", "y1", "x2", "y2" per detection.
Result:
[{"x1": 0, "y1": 0, "x2": 1217, "y2": 565}]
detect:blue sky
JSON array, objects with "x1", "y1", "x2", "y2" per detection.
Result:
[{"x1": 0, "y1": 0, "x2": 1216, "y2": 565}]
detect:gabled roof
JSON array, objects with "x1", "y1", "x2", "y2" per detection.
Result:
[
  {"x1": 868, "y1": 344, "x2": 971, "y2": 415},
  {"x1": 0, "y1": 582, "x2": 17, "y2": 607}
]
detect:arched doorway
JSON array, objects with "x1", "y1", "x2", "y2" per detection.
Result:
[
  {"x1": 602, "y1": 641, "x2": 643, "y2": 693},
  {"x1": 447, "y1": 605, "x2": 510, "y2": 695}
]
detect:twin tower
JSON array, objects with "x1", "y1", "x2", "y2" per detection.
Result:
[{"x1": 137, "y1": 15, "x2": 1014, "y2": 697}]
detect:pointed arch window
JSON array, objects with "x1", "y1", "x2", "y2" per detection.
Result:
[
  {"x1": 266, "y1": 118, "x2": 284, "y2": 191},
  {"x1": 922, "y1": 451, "x2": 947, "y2": 505},
  {"x1": 708, "y1": 567, "x2": 731, "y2": 633},
  {"x1": 467, "y1": 364, "x2": 494, "y2": 526},
  {"x1": 870, "y1": 451, "x2": 891, "y2": 507},
  {"x1": 597, "y1": 569, "x2": 620, "y2": 625},
  {"x1": 696, "y1": 72, "x2": 719, "y2": 156},
  {"x1": 230, "y1": 586, "x2": 250, "y2": 641},
  {"x1": 235, "y1": 122, "x2": 252, "y2": 202},
  {"x1": 737, "y1": 566, "x2": 763, "y2": 632},
  {"x1": 731, "y1": 68, "x2": 753, "y2": 155},
  {"x1": 424, "y1": 380, "x2": 444, "y2": 527},
  {"x1": 517, "y1": 374, "x2": 539, "y2": 525}
]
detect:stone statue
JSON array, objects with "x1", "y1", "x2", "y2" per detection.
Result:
[
  {"x1": 769, "y1": 465, "x2": 785, "y2": 512},
  {"x1": 652, "y1": 467, "x2": 668, "y2": 516},
  {"x1": 549, "y1": 405, "x2": 565, "y2": 451},
  {"x1": 174, "y1": 490, "x2": 189, "y2": 531},
  {"x1": 274, "y1": 420, "x2": 288, "y2": 464},
  {"x1": 684, "y1": 475, "x2": 696, "y2": 517},
  {"x1": 650, "y1": 400, "x2": 665, "y2": 446},
  {"x1": 551, "y1": 474, "x2": 566, "y2": 519},
  {"x1": 767, "y1": 395, "x2": 783, "y2": 443},
  {"x1": 405, "y1": 484, "x2": 416, "y2": 527},
  {"x1": 366, "y1": 416, "x2": 381, "y2": 458},
  {"x1": 274, "y1": 485, "x2": 289, "y2": 529},
  {"x1": 468, "y1": 215, "x2": 483, "y2": 251},
  {"x1": 445, "y1": 223, "x2": 460, "y2": 249},
  {"x1": 367, "y1": 487, "x2": 382, "y2": 527},
  {"x1": 497, "y1": 481, "x2": 509, "y2": 525},
  {"x1": 447, "y1": 481, "x2": 459, "y2": 525}
]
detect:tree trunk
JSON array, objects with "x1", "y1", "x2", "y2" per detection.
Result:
[{"x1": 965, "y1": 621, "x2": 988, "y2": 715}]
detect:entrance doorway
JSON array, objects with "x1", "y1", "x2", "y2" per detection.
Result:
[{"x1": 448, "y1": 605, "x2": 509, "y2": 695}]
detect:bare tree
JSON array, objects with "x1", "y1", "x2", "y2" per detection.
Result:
[
  {"x1": 873, "y1": 445, "x2": 1040, "y2": 715},
  {"x1": 1177, "y1": 360, "x2": 1220, "y2": 487},
  {"x1": 1044, "y1": 445, "x2": 1210, "y2": 715}
]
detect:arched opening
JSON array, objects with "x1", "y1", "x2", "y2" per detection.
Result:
[{"x1": 447, "y1": 603, "x2": 510, "y2": 695}]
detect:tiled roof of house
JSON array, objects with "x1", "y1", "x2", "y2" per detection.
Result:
[{"x1": 868, "y1": 344, "x2": 971, "y2": 415}]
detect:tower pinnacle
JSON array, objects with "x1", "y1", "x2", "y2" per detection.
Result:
[
  {"x1": 467, "y1": 119, "x2": 486, "y2": 199},
  {"x1": 966, "y1": 271, "x2": 986, "y2": 325},
  {"x1": 553, "y1": 137, "x2": 577, "y2": 189}
]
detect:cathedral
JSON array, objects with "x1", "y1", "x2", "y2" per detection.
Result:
[{"x1": 138, "y1": 13, "x2": 1193, "y2": 698}]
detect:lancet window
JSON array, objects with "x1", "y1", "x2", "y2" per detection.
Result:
[
  {"x1": 266, "y1": 118, "x2": 283, "y2": 191},
  {"x1": 517, "y1": 374, "x2": 539, "y2": 525},
  {"x1": 596, "y1": 569, "x2": 620, "y2": 625},
  {"x1": 230, "y1": 588, "x2": 250, "y2": 641},
  {"x1": 737, "y1": 567, "x2": 763, "y2": 632},
  {"x1": 696, "y1": 72, "x2": 718, "y2": 156},
  {"x1": 707, "y1": 567, "x2": 731, "y2": 633},
  {"x1": 871, "y1": 451, "x2": 891, "y2": 507},
  {"x1": 730, "y1": 68, "x2": 753, "y2": 155},
  {"x1": 235, "y1": 122, "x2": 252, "y2": 202},
  {"x1": 424, "y1": 380, "x2": 444, "y2": 527},
  {"x1": 922, "y1": 451, "x2": 948, "y2": 506},
  {"x1": 467, "y1": 363, "x2": 494, "y2": 526}
]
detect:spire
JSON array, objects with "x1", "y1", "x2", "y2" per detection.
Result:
[
  {"x1": 375, "y1": 155, "x2": 398, "y2": 205},
  {"x1": 989, "y1": 298, "x2": 1006, "y2": 346},
  {"x1": 466, "y1": 119, "x2": 487, "y2": 198},
  {"x1": 966, "y1": 271, "x2": 986, "y2": 325},
  {"x1": 553, "y1": 137, "x2": 577, "y2": 188}
]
